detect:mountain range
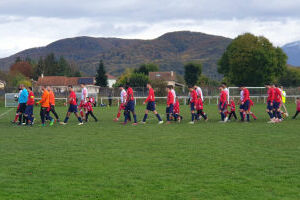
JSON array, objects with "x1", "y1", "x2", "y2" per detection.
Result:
[
  {"x1": 282, "y1": 41, "x2": 300, "y2": 67},
  {"x1": 0, "y1": 31, "x2": 232, "y2": 80}
]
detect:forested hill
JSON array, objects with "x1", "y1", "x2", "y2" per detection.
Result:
[{"x1": 0, "y1": 31, "x2": 232, "y2": 80}]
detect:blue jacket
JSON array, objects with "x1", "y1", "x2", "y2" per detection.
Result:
[{"x1": 19, "y1": 88, "x2": 28, "y2": 103}]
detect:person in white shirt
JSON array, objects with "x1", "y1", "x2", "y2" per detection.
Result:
[
  {"x1": 79, "y1": 83, "x2": 88, "y2": 120},
  {"x1": 114, "y1": 86, "x2": 131, "y2": 121},
  {"x1": 171, "y1": 86, "x2": 176, "y2": 104},
  {"x1": 221, "y1": 83, "x2": 229, "y2": 122},
  {"x1": 194, "y1": 85, "x2": 204, "y2": 102}
]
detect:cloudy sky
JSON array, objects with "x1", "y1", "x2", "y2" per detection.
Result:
[{"x1": 1, "y1": 0, "x2": 300, "y2": 58}]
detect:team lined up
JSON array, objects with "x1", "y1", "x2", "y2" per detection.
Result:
[
  {"x1": 11, "y1": 82, "x2": 300, "y2": 126},
  {"x1": 12, "y1": 83, "x2": 97, "y2": 126}
]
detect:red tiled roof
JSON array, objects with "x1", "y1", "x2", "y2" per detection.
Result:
[
  {"x1": 106, "y1": 74, "x2": 117, "y2": 79},
  {"x1": 37, "y1": 76, "x2": 95, "y2": 86}
]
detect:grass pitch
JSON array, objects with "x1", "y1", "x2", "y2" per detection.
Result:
[{"x1": 0, "y1": 104, "x2": 300, "y2": 200}]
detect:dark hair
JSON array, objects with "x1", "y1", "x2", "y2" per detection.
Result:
[
  {"x1": 221, "y1": 82, "x2": 227, "y2": 86},
  {"x1": 28, "y1": 87, "x2": 32, "y2": 91},
  {"x1": 188, "y1": 85, "x2": 194, "y2": 89},
  {"x1": 167, "y1": 85, "x2": 172, "y2": 89},
  {"x1": 68, "y1": 85, "x2": 73, "y2": 88}
]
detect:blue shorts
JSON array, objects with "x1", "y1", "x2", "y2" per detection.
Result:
[
  {"x1": 166, "y1": 104, "x2": 174, "y2": 114},
  {"x1": 190, "y1": 102, "x2": 196, "y2": 111},
  {"x1": 68, "y1": 104, "x2": 78, "y2": 113},
  {"x1": 126, "y1": 100, "x2": 135, "y2": 112},
  {"x1": 146, "y1": 101, "x2": 156, "y2": 111},
  {"x1": 242, "y1": 100, "x2": 250, "y2": 111},
  {"x1": 267, "y1": 101, "x2": 273, "y2": 110},
  {"x1": 219, "y1": 102, "x2": 227, "y2": 111},
  {"x1": 273, "y1": 102, "x2": 280, "y2": 110},
  {"x1": 25, "y1": 105, "x2": 33, "y2": 116}
]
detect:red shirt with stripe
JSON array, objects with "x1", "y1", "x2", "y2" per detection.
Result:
[
  {"x1": 126, "y1": 87, "x2": 134, "y2": 101},
  {"x1": 144, "y1": 88, "x2": 155, "y2": 103},
  {"x1": 174, "y1": 100, "x2": 180, "y2": 114},
  {"x1": 267, "y1": 88, "x2": 275, "y2": 102},
  {"x1": 167, "y1": 91, "x2": 174, "y2": 106},
  {"x1": 242, "y1": 88, "x2": 250, "y2": 103},
  {"x1": 27, "y1": 91, "x2": 35, "y2": 106},
  {"x1": 190, "y1": 90, "x2": 198, "y2": 103},
  {"x1": 85, "y1": 101, "x2": 93, "y2": 112},
  {"x1": 274, "y1": 88, "x2": 282, "y2": 103},
  {"x1": 230, "y1": 100, "x2": 235, "y2": 111},
  {"x1": 69, "y1": 91, "x2": 77, "y2": 105},
  {"x1": 220, "y1": 90, "x2": 227, "y2": 104}
]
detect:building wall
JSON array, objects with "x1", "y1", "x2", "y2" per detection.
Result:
[{"x1": 108, "y1": 79, "x2": 116, "y2": 88}]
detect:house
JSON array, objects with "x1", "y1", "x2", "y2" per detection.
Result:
[
  {"x1": 107, "y1": 74, "x2": 117, "y2": 88},
  {"x1": 0, "y1": 80, "x2": 6, "y2": 89},
  {"x1": 36, "y1": 76, "x2": 100, "y2": 93},
  {"x1": 149, "y1": 71, "x2": 184, "y2": 87}
]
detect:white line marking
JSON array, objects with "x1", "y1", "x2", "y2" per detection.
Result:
[{"x1": 0, "y1": 108, "x2": 14, "y2": 119}]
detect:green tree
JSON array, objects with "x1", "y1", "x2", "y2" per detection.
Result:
[
  {"x1": 95, "y1": 60, "x2": 108, "y2": 87},
  {"x1": 32, "y1": 57, "x2": 45, "y2": 80},
  {"x1": 134, "y1": 63, "x2": 159, "y2": 75},
  {"x1": 57, "y1": 56, "x2": 69, "y2": 76},
  {"x1": 218, "y1": 33, "x2": 287, "y2": 86},
  {"x1": 278, "y1": 66, "x2": 300, "y2": 87},
  {"x1": 184, "y1": 62, "x2": 202, "y2": 86},
  {"x1": 129, "y1": 73, "x2": 149, "y2": 87},
  {"x1": 44, "y1": 53, "x2": 59, "y2": 75}
]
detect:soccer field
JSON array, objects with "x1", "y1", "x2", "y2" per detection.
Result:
[{"x1": 0, "y1": 104, "x2": 300, "y2": 200}]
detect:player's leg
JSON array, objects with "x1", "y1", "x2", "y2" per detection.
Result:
[
  {"x1": 199, "y1": 109, "x2": 207, "y2": 120},
  {"x1": 85, "y1": 112, "x2": 89, "y2": 122},
  {"x1": 142, "y1": 109, "x2": 149, "y2": 123},
  {"x1": 51, "y1": 105, "x2": 60, "y2": 121},
  {"x1": 292, "y1": 111, "x2": 299, "y2": 119},
  {"x1": 90, "y1": 111, "x2": 98, "y2": 122},
  {"x1": 74, "y1": 111, "x2": 83, "y2": 124},
  {"x1": 40, "y1": 107, "x2": 47, "y2": 126},
  {"x1": 239, "y1": 103, "x2": 245, "y2": 121}
]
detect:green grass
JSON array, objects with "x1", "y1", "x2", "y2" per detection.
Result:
[{"x1": 0, "y1": 104, "x2": 300, "y2": 200}]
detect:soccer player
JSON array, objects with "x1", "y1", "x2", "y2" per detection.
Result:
[
  {"x1": 280, "y1": 86, "x2": 288, "y2": 117},
  {"x1": 166, "y1": 85, "x2": 174, "y2": 124},
  {"x1": 79, "y1": 83, "x2": 88, "y2": 120},
  {"x1": 273, "y1": 84, "x2": 283, "y2": 122},
  {"x1": 11, "y1": 86, "x2": 22, "y2": 123},
  {"x1": 222, "y1": 83, "x2": 230, "y2": 121},
  {"x1": 85, "y1": 97, "x2": 98, "y2": 122},
  {"x1": 196, "y1": 92, "x2": 208, "y2": 122},
  {"x1": 248, "y1": 99, "x2": 257, "y2": 120},
  {"x1": 228, "y1": 98, "x2": 237, "y2": 120},
  {"x1": 292, "y1": 97, "x2": 300, "y2": 119},
  {"x1": 24, "y1": 87, "x2": 35, "y2": 126},
  {"x1": 266, "y1": 84, "x2": 275, "y2": 122},
  {"x1": 60, "y1": 85, "x2": 83, "y2": 125},
  {"x1": 188, "y1": 86, "x2": 198, "y2": 124},
  {"x1": 17, "y1": 84, "x2": 28, "y2": 125},
  {"x1": 173, "y1": 98, "x2": 182, "y2": 122},
  {"x1": 47, "y1": 86, "x2": 60, "y2": 122},
  {"x1": 194, "y1": 85, "x2": 204, "y2": 102},
  {"x1": 124, "y1": 85, "x2": 138, "y2": 125},
  {"x1": 239, "y1": 86, "x2": 250, "y2": 122},
  {"x1": 141, "y1": 83, "x2": 163, "y2": 124},
  {"x1": 36, "y1": 86, "x2": 54, "y2": 126},
  {"x1": 219, "y1": 86, "x2": 227, "y2": 122},
  {"x1": 114, "y1": 86, "x2": 129, "y2": 122}
]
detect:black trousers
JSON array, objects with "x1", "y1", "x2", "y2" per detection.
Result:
[
  {"x1": 86, "y1": 111, "x2": 98, "y2": 122},
  {"x1": 293, "y1": 111, "x2": 300, "y2": 119},
  {"x1": 50, "y1": 105, "x2": 59, "y2": 120},
  {"x1": 40, "y1": 107, "x2": 53, "y2": 124},
  {"x1": 228, "y1": 111, "x2": 237, "y2": 120},
  {"x1": 197, "y1": 109, "x2": 207, "y2": 120}
]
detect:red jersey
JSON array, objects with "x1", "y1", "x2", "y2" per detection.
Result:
[
  {"x1": 27, "y1": 91, "x2": 35, "y2": 106},
  {"x1": 196, "y1": 98, "x2": 203, "y2": 110},
  {"x1": 242, "y1": 88, "x2": 250, "y2": 103},
  {"x1": 249, "y1": 99, "x2": 254, "y2": 106},
  {"x1": 267, "y1": 88, "x2": 275, "y2": 102},
  {"x1": 220, "y1": 90, "x2": 227, "y2": 104},
  {"x1": 144, "y1": 88, "x2": 155, "y2": 103},
  {"x1": 85, "y1": 101, "x2": 93, "y2": 112},
  {"x1": 167, "y1": 91, "x2": 174, "y2": 106},
  {"x1": 274, "y1": 88, "x2": 282, "y2": 103},
  {"x1": 69, "y1": 91, "x2": 77, "y2": 105},
  {"x1": 89, "y1": 97, "x2": 95, "y2": 104},
  {"x1": 174, "y1": 100, "x2": 180, "y2": 114},
  {"x1": 126, "y1": 87, "x2": 134, "y2": 101},
  {"x1": 230, "y1": 100, "x2": 235, "y2": 111},
  {"x1": 190, "y1": 90, "x2": 198, "y2": 103},
  {"x1": 297, "y1": 100, "x2": 300, "y2": 111}
]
